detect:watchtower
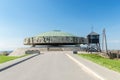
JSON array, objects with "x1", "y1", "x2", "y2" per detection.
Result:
[{"x1": 87, "y1": 32, "x2": 101, "y2": 52}]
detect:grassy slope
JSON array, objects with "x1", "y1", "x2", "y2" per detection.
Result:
[
  {"x1": 0, "y1": 55, "x2": 28, "y2": 64},
  {"x1": 78, "y1": 54, "x2": 120, "y2": 73}
]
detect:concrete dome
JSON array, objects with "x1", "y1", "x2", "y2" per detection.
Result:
[
  {"x1": 36, "y1": 30, "x2": 77, "y2": 37},
  {"x1": 24, "y1": 30, "x2": 85, "y2": 46}
]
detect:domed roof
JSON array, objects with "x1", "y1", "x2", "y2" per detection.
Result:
[
  {"x1": 36, "y1": 30, "x2": 77, "y2": 37},
  {"x1": 88, "y1": 32, "x2": 99, "y2": 36}
]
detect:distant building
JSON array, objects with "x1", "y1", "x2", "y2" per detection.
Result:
[
  {"x1": 10, "y1": 30, "x2": 101, "y2": 56},
  {"x1": 87, "y1": 32, "x2": 101, "y2": 52},
  {"x1": 24, "y1": 30, "x2": 87, "y2": 51}
]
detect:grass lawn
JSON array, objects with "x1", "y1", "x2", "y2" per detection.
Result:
[
  {"x1": 0, "y1": 55, "x2": 29, "y2": 64},
  {"x1": 78, "y1": 54, "x2": 120, "y2": 73}
]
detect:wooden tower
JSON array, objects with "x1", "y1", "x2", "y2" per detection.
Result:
[{"x1": 87, "y1": 32, "x2": 101, "y2": 52}]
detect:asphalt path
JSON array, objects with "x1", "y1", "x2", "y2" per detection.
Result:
[{"x1": 0, "y1": 53, "x2": 99, "y2": 80}]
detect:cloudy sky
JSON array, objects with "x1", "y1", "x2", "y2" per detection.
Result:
[{"x1": 0, "y1": 0, "x2": 120, "y2": 50}]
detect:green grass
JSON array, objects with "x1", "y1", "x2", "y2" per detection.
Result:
[
  {"x1": 78, "y1": 54, "x2": 120, "y2": 73},
  {"x1": 0, "y1": 54, "x2": 29, "y2": 64}
]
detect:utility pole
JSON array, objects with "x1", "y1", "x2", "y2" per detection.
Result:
[{"x1": 102, "y1": 28, "x2": 108, "y2": 54}]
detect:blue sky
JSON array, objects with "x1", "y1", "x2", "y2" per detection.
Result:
[{"x1": 0, "y1": 0, "x2": 120, "y2": 50}]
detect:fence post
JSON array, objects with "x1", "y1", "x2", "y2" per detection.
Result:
[{"x1": 117, "y1": 50, "x2": 119, "y2": 59}]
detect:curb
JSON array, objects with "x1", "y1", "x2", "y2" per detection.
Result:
[{"x1": 0, "y1": 53, "x2": 39, "y2": 72}]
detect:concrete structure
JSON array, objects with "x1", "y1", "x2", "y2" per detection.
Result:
[
  {"x1": 9, "y1": 48, "x2": 40, "y2": 56},
  {"x1": 24, "y1": 30, "x2": 87, "y2": 47},
  {"x1": 23, "y1": 30, "x2": 87, "y2": 52},
  {"x1": 9, "y1": 47, "x2": 81, "y2": 56},
  {"x1": 9, "y1": 30, "x2": 101, "y2": 56}
]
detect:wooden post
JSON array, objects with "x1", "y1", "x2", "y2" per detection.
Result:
[{"x1": 117, "y1": 50, "x2": 119, "y2": 59}]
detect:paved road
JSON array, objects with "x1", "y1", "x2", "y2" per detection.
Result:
[{"x1": 0, "y1": 53, "x2": 99, "y2": 80}]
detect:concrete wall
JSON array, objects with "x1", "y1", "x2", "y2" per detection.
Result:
[
  {"x1": 24, "y1": 36, "x2": 87, "y2": 45},
  {"x1": 9, "y1": 46, "x2": 81, "y2": 56}
]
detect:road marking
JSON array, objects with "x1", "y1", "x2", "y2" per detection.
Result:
[{"x1": 65, "y1": 54, "x2": 105, "y2": 80}]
